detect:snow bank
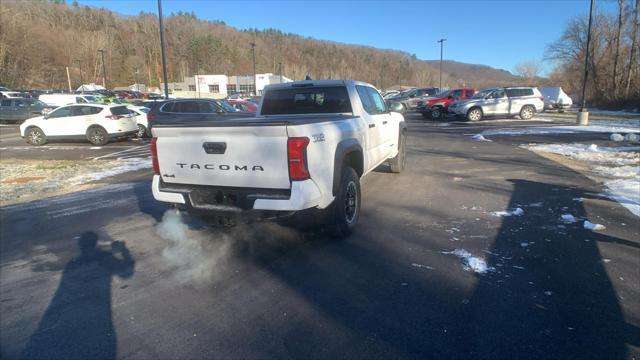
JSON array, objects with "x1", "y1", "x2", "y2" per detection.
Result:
[
  {"x1": 561, "y1": 214, "x2": 577, "y2": 223},
  {"x1": 491, "y1": 207, "x2": 524, "y2": 217},
  {"x1": 69, "y1": 158, "x2": 152, "y2": 184},
  {"x1": 523, "y1": 143, "x2": 639, "y2": 216},
  {"x1": 471, "y1": 134, "x2": 492, "y2": 142},
  {"x1": 444, "y1": 249, "x2": 493, "y2": 274},
  {"x1": 482, "y1": 124, "x2": 640, "y2": 137}
]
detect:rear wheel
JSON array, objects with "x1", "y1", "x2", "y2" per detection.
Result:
[
  {"x1": 519, "y1": 105, "x2": 534, "y2": 120},
  {"x1": 389, "y1": 131, "x2": 406, "y2": 173},
  {"x1": 136, "y1": 124, "x2": 147, "y2": 138},
  {"x1": 329, "y1": 167, "x2": 360, "y2": 237},
  {"x1": 87, "y1": 127, "x2": 109, "y2": 146},
  {"x1": 466, "y1": 107, "x2": 483, "y2": 122},
  {"x1": 26, "y1": 127, "x2": 47, "y2": 146}
]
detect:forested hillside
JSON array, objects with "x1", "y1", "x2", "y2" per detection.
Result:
[{"x1": 0, "y1": 1, "x2": 519, "y2": 90}]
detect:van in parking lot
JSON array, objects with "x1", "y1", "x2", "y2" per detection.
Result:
[{"x1": 38, "y1": 94, "x2": 99, "y2": 107}]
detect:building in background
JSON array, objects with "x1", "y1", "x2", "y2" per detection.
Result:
[{"x1": 162, "y1": 73, "x2": 291, "y2": 98}]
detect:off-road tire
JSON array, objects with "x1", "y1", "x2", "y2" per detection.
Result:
[
  {"x1": 329, "y1": 167, "x2": 360, "y2": 237},
  {"x1": 87, "y1": 127, "x2": 109, "y2": 146},
  {"x1": 519, "y1": 105, "x2": 535, "y2": 120},
  {"x1": 26, "y1": 127, "x2": 47, "y2": 146},
  {"x1": 389, "y1": 131, "x2": 406, "y2": 173}
]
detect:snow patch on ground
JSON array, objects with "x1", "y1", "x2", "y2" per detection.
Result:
[
  {"x1": 584, "y1": 220, "x2": 606, "y2": 231},
  {"x1": 443, "y1": 249, "x2": 493, "y2": 274},
  {"x1": 471, "y1": 134, "x2": 492, "y2": 142},
  {"x1": 481, "y1": 124, "x2": 640, "y2": 137},
  {"x1": 522, "y1": 143, "x2": 639, "y2": 216},
  {"x1": 491, "y1": 207, "x2": 524, "y2": 217},
  {"x1": 561, "y1": 214, "x2": 577, "y2": 223},
  {"x1": 0, "y1": 158, "x2": 152, "y2": 205}
]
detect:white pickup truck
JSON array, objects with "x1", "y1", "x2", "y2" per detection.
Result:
[{"x1": 151, "y1": 80, "x2": 407, "y2": 236}]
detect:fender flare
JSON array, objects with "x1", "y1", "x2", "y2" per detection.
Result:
[{"x1": 332, "y1": 138, "x2": 363, "y2": 196}]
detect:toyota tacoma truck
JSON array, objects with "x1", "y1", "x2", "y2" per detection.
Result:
[{"x1": 151, "y1": 80, "x2": 407, "y2": 236}]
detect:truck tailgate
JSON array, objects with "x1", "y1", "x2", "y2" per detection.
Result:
[{"x1": 154, "y1": 126, "x2": 290, "y2": 189}]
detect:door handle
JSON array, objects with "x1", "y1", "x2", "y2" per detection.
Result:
[
  {"x1": 382, "y1": 121, "x2": 388, "y2": 124},
  {"x1": 369, "y1": 124, "x2": 375, "y2": 128}
]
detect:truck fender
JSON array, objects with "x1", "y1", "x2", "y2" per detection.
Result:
[{"x1": 332, "y1": 139, "x2": 363, "y2": 196}]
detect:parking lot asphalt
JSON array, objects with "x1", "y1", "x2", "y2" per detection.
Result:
[
  {"x1": 1, "y1": 114, "x2": 638, "y2": 359},
  {"x1": 0, "y1": 125, "x2": 150, "y2": 161}
]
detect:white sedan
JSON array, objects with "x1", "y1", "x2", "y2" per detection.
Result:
[{"x1": 20, "y1": 104, "x2": 138, "y2": 146}]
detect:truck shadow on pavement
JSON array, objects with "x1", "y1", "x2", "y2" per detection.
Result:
[
  {"x1": 20, "y1": 232, "x2": 135, "y2": 360},
  {"x1": 239, "y1": 178, "x2": 639, "y2": 358}
]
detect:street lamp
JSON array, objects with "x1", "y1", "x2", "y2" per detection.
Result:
[
  {"x1": 250, "y1": 42, "x2": 257, "y2": 95},
  {"x1": 157, "y1": 0, "x2": 169, "y2": 99},
  {"x1": 134, "y1": 68, "x2": 140, "y2": 92},
  {"x1": 74, "y1": 59, "x2": 83, "y2": 93},
  {"x1": 578, "y1": 0, "x2": 595, "y2": 125},
  {"x1": 97, "y1": 49, "x2": 107, "y2": 88},
  {"x1": 437, "y1": 38, "x2": 447, "y2": 89}
]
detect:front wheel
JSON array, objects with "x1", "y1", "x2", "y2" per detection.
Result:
[
  {"x1": 466, "y1": 107, "x2": 483, "y2": 122},
  {"x1": 431, "y1": 107, "x2": 443, "y2": 119},
  {"x1": 329, "y1": 167, "x2": 361, "y2": 237},
  {"x1": 389, "y1": 131, "x2": 406, "y2": 173},
  {"x1": 26, "y1": 127, "x2": 47, "y2": 146},
  {"x1": 87, "y1": 127, "x2": 109, "y2": 146}
]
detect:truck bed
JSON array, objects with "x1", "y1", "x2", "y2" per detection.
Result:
[{"x1": 151, "y1": 113, "x2": 357, "y2": 128}]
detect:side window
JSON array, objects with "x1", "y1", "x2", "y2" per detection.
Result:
[
  {"x1": 356, "y1": 85, "x2": 375, "y2": 114},
  {"x1": 197, "y1": 101, "x2": 216, "y2": 113},
  {"x1": 367, "y1": 87, "x2": 386, "y2": 114},
  {"x1": 452, "y1": 90, "x2": 463, "y2": 99},
  {"x1": 81, "y1": 106, "x2": 102, "y2": 115},
  {"x1": 76, "y1": 97, "x2": 87, "y2": 104},
  {"x1": 465, "y1": 90, "x2": 474, "y2": 97},
  {"x1": 48, "y1": 107, "x2": 72, "y2": 118},
  {"x1": 174, "y1": 101, "x2": 200, "y2": 113},
  {"x1": 160, "y1": 102, "x2": 175, "y2": 112},
  {"x1": 1, "y1": 100, "x2": 11, "y2": 106},
  {"x1": 492, "y1": 90, "x2": 506, "y2": 99}
]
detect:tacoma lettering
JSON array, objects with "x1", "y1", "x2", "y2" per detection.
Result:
[{"x1": 176, "y1": 163, "x2": 264, "y2": 171}]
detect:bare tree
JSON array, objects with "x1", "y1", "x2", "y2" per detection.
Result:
[{"x1": 514, "y1": 60, "x2": 542, "y2": 81}]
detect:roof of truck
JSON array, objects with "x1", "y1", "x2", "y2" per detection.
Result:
[{"x1": 265, "y1": 79, "x2": 376, "y2": 91}]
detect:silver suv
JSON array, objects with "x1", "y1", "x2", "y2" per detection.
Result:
[{"x1": 449, "y1": 87, "x2": 544, "y2": 121}]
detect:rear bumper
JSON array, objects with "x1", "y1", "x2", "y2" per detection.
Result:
[{"x1": 151, "y1": 175, "x2": 323, "y2": 213}]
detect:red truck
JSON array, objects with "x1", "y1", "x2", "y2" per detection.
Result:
[{"x1": 417, "y1": 88, "x2": 475, "y2": 119}]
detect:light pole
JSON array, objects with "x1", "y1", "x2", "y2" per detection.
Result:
[
  {"x1": 578, "y1": 0, "x2": 595, "y2": 125},
  {"x1": 157, "y1": 0, "x2": 169, "y2": 99},
  {"x1": 97, "y1": 49, "x2": 107, "y2": 88},
  {"x1": 250, "y1": 42, "x2": 257, "y2": 95},
  {"x1": 134, "y1": 68, "x2": 140, "y2": 92},
  {"x1": 74, "y1": 59, "x2": 83, "y2": 93},
  {"x1": 437, "y1": 38, "x2": 446, "y2": 89},
  {"x1": 279, "y1": 62, "x2": 283, "y2": 83}
]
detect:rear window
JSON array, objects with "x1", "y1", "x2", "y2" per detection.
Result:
[
  {"x1": 110, "y1": 106, "x2": 132, "y2": 116},
  {"x1": 161, "y1": 101, "x2": 215, "y2": 113},
  {"x1": 261, "y1": 86, "x2": 352, "y2": 115},
  {"x1": 506, "y1": 88, "x2": 534, "y2": 97}
]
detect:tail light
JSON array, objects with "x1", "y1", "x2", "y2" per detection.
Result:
[
  {"x1": 539, "y1": 96, "x2": 544, "y2": 102},
  {"x1": 150, "y1": 137, "x2": 160, "y2": 174},
  {"x1": 287, "y1": 137, "x2": 310, "y2": 181}
]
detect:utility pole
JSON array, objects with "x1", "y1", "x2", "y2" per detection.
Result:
[
  {"x1": 250, "y1": 42, "x2": 257, "y2": 95},
  {"x1": 578, "y1": 0, "x2": 595, "y2": 125},
  {"x1": 97, "y1": 49, "x2": 107, "y2": 88},
  {"x1": 279, "y1": 62, "x2": 283, "y2": 83},
  {"x1": 157, "y1": 0, "x2": 169, "y2": 99},
  {"x1": 134, "y1": 68, "x2": 140, "y2": 91},
  {"x1": 74, "y1": 59, "x2": 83, "y2": 93},
  {"x1": 437, "y1": 38, "x2": 447, "y2": 89},
  {"x1": 65, "y1": 67, "x2": 72, "y2": 92}
]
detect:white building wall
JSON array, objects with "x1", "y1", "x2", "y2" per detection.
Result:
[{"x1": 194, "y1": 75, "x2": 229, "y2": 96}]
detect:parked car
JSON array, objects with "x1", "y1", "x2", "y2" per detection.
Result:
[
  {"x1": 0, "y1": 98, "x2": 56, "y2": 123},
  {"x1": 386, "y1": 87, "x2": 440, "y2": 111},
  {"x1": 224, "y1": 99, "x2": 259, "y2": 113},
  {"x1": 150, "y1": 80, "x2": 407, "y2": 236},
  {"x1": 382, "y1": 90, "x2": 401, "y2": 99},
  {"x1": 146, "y1": 98, "x2": 254, "y2": 133},
  {"x1": 417, "y1": 88, "x2": 475, "y2": 119},
  {"x1": 449, "y1": 87, "x2": 544, "y2": 121},
  {"x1": 127, "y1": 105, "x2": 151, "y2": 138},
  {"x1": 113, "y1": 90, "x2": 136, "y2": 99},
  {"x1": 19, "y1": 104, "x2": 138, "y2": 146},
  {"x1": 39, "y1": 94, "x2": 100, "y2": 107},
  {"x1": 541, "y1": 86, "x2": 572, "y2": 112},
  {"x1": 1, "y1": 91, "x2": 25, "y2": 99}
]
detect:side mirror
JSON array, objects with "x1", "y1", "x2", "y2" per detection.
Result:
[{"x1": 389, "y1": 102, "x2": 404, "y2": 113}]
